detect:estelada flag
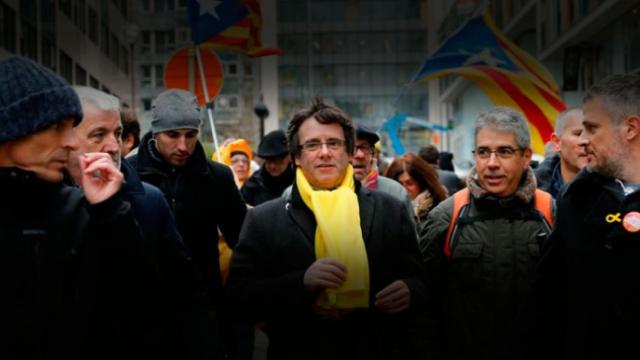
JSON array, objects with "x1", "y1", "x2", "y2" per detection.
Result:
[
  {"x1": 412, "y1": 12, "x2": 566, "y2": 154},
  {"x1": 188, "y1": 0, "x2": 282, "y2": 57}
]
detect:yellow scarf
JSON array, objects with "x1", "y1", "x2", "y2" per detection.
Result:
[{"x1": 296, "y1": 165, "x2": 370, "y2": 309}]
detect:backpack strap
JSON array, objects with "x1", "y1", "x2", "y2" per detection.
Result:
[
  {"x1": 444, "y1": 188, "x2": 470, "y2": 258},
  {"x1": 534, "y1": 189, "x2": 553, "y2": 228}
]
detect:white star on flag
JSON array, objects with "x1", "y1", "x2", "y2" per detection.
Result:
[
  {"x1": 460, "y1": 48, "x2": 506, "y2": 68},
  {"x1": 198, "y1": 0, "x2": 222, "y2": 20}
]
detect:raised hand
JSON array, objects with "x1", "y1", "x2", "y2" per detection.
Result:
[
  {"x1": 374, "y1": 280, "x2": 410, "y2": 314},
  {"x1": 79, "y1": 152, "x2": 124, "y2": 204}
]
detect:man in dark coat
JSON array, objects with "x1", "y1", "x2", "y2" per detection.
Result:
[
  {"x1": 0, "y1": 56, "x2": 154, "y2": 359},
  {"x1": 66, "y1": 86, "x2": 218, "y2": 359},
  {"x1": 128, "y1": 89, "x2": 246, "y2": 356},
  {"x1": 241, "y1": 129, "x2": 295, "y2": 206},
  {"x1": 228, "y1": 100, "x2": 427, "y2": 359},
  {"x1": 534, "y1": 108, "x2": 588, "y2": 198},
  {"x1": 534, "y1": 74, "x2": 640, "y2": 359},
  {"x1": 419, "y1": 107, "x2": 553, "y2": 360}
]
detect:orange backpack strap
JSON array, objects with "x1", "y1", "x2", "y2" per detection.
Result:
[
  {"x1": 534, "y1": 189, "x2": 554, "y2": 227},
  {"x1": 444, "y1": 188, "x2": 470, "y2": 258}
]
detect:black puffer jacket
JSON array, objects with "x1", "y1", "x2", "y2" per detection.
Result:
[
  {"x1": 129, "y1": 132, "x2": 247, "y2": 306},
  {"x1": 0, "y1": 167, "x2": 156, "y2": 360}
]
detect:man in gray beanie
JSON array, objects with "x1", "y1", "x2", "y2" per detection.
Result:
[
  {"x1": 0, "y1": 57, "x2": 159, "y2": 359},
  {"x1": 128, "y1": 88, "x2": 247, "y2": 357}
]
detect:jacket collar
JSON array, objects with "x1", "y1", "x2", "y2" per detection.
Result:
[
  {"x1": 120, "y1": 158, "x2": 145, "y2": 195},
  {"x1": 466, "y1": 166, "x2": 538, "y2": 205},
  {"x1": 286, "y1": 175, "x2": 374, "y2": 246},
  {"x1": 135, "y1": 131, "x2": 210, "y2": 176}
]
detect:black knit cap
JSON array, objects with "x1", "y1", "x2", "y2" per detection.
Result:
[
  {"x1": 257, "y1": 129, "x2": 288, "y2": 159},
  {"x1": 0, "y1": 56, "x2": 83, "y2": 143}
]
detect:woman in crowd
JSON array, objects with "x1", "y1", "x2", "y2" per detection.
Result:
[{"x1": 385, "y1": 152, "x2": 448, "y2": 223}]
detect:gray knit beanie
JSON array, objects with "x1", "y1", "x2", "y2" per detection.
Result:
[
  {"x1": 151, "y1": 89, "x2": 202, "y2": 134},
  {"x1": 0, "y1": 56, "x2": 83, "y2": 143}
]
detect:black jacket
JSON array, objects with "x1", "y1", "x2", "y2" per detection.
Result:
[
  {"x1": 534, "y1": 153, "x2": 564, "y2": 198},
  {"x1": 533, "y1": 170, "x2": 640, "y2": 359},
  {"x1": 0, "y1": 167, "x2": 154, "y2": 360},
  {"x1": 129, "y1": 132, "x2": 246, "y2": 306},
  {"x1": 227, "y1": 180, "x2": 427, "y2": 360},
  {"x1": 240, "y1": 165, "x2": 294, "y2": 206},
  {"x1": 120, "y1": 159, "x2": 218, "y2": 359}
]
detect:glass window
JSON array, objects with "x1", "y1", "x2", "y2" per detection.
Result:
[
  {"x1": 90, "y1": 75, "x2": 100, "y2": 89},
  {"x1": 59, "y1": 50, "x2": 73, "y2": 83},
  {"x1": 141, "y1": 65, "x2": 152, "y2": 89},
  {"x1": 20, "y1": 22, "x2": 38, "y2": 61},
  {"x1": 40, "y1": 0, "x2": 57, "y2": 70},
  {"x1": 155, "y1": 64, "x2": 164, "y2": 88},
  {"x1": 88, "y1": 7, "x2": 98, "y2": 44},
  {"x1": 142, "y1": 98, "x2": 152, "y2": 111},
  {"x1": 59, "y1": 0, "x2": 72, "y2": 19},
  {"x1": 110, "y1": 32, "x2": 120, "y2": 65},
  {"x1": 75, "y1": 64, "x2": 87, "y2": 85},
  {"x1": 141, "y1": 30, "x2": 151, "y2": 54},
  {"x1": 75, "y1": 0, "x2": 86, "y2": 33},
  {"x1": 120, "y1": 45, "x2": 129, "y2": 75},
  {"x1": 0, "y1": 2, "x2": 17, "y2": 53}
]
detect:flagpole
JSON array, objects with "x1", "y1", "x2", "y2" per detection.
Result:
[{"x1": 194, "y1": 44, "x2": 221, "y2": 161}]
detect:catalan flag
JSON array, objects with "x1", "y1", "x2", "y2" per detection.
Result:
[
  {"x1": 188, "y1": 0, "x2": 282, "y2": 57},
  {"x1": 412, "y1": 12, "x2": 566, "y2": 154}
]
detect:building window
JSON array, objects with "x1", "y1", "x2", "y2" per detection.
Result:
[
  {"x1": 101, "y1": 85, "x2": 111, "y2": 94},
  {"x1": 120, "y1": 45, "x2": 129, "y2": 75},
  {"x1": 59, "y1": 50, "x2": 73, "y2": 83},
  {"x1": 177, "y1": 0, "x2": 187, "y2": 9},
  {"x1": 74, "y1": 0, "x2": 86, "y2": 33},
  {"x1": 141, "y1": 64, "x2": 152, "y2": 89},
  {"x1": 155, "y1": 64, "x2": 164, "y2": 88},
  {"x1": 142, "y1": 98, "x2": 152, "y2": 111},
  {"x1": 59, "y1": 0, "x2": 72, "y2": 19},
  {"x1": 101, "y1": 21, "x2": 109, "y2": 55},
  {"x1": 41, "y1": 0, "x2": 57, "y2": 71},
  {"x1": 142, "y1": 0, "x2": 151, "y2": 12},
  {"x1": 75, "y1": 64, "x2": 87, "y2": 85},
  {"x1": 90, "y1": 75, "x2": 100, "y2": 89},
  {"x1": 141, "y1": 30, "x2": 151, "y2": 54},
  {"x1": 88, "y1": 7, "x2": 98, "y2": 44},
  {"x1": 155, "y1": 30, "x2": 175, "y2": 53},
  {"x1": 110, "y1": 32, "x2": 120, "y2": 65},
  {"x1": 177, "y1": 28, "x2": 190, "y2": 43},
  {"x1": 0, "y1": 2, "x2": 17, "y2": 53},
  {"x1": 20, "y1": 22, "x2": 38, "y2": 61}
]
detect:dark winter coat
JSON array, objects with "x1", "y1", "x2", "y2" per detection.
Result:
[
  {"x1": 227, "y1": 180, "x2": 428, "y2": 360},
  {"x1": 534, "y1": 153, "x2": 564, "y2": 198},
  {"x1": 0, "y1": 167, "x2": 155, "y2": 360},
  {"x1": 533, "y1": 170, "x2": 640, "y2": 359},
  {"x1": 419, "y1": 167, "x2": 553, "y2": 360},
  {"x1": 128, "y1": 132, "x2": 247, "y2": 307},
  {"x1": 240, "y1": 164, "x2": 294, "y2": 206},
  {"x1": 120, "y1": 158, "x2": 219, "y2": 359}
]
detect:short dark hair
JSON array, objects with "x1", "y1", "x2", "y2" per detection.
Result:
[
  {"x1": 286, "y1": 98, "x2": 355, "y2": 158},
  {"x1": 584, "y1": 73, "x2": 640, "y2": 126},
  {"x1": 120, "y1": 107, "x2": 140, "y2": 149},
  {"x1": 418, "y1": 145, "x2": 439, "y2": 165}
]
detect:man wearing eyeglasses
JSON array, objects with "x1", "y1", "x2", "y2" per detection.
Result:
[
  {"x1": 227, "y1": 100, "x2": 427, "y2": 359},
  {"x1": 352, "y1": 125, "x2": 414, "y2": 219},
  {"x1": 418, "y1": 107, "x2": 553, "y2": 360}
]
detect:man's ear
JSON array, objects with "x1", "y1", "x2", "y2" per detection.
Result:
[
  {"x1": 550, "y1": 132, "x2": 561, "y2": 153},
  {"x1": 622, "y1": 114, "x2": 640, "y2": 142},
  {"x1": 522, "y1": 147, "x2": 533, "y2": 169}
]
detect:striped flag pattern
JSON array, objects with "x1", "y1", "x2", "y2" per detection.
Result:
[{"x1": 412, "y1": 12, "x2": 565, "y2": 154}]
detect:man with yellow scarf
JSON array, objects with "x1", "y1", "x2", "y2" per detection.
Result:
[{"x1": 227, "y1": 100, "x2": 427, "y2": 359}]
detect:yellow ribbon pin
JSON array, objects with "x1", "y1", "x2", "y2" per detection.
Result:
[{"x1": 606, "y1": 213, "x2": 622, "y2": 223}]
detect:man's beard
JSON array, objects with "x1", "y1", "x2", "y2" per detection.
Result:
[{"x1": 587, "y1": 145, "x2": 625, "y2": 179}]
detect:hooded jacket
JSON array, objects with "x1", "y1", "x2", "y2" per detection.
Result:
[{"x1": 241, "y1": 164, "x2": 295, "y2": 207}]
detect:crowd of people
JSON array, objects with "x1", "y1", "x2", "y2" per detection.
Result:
[{"x1": 2, "y1": 55, "x2": 639, "y2": 360}]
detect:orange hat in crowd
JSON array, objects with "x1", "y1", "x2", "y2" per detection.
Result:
[{"x1": 212, "y1": 138, "x2": 253, "y2": 166}]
